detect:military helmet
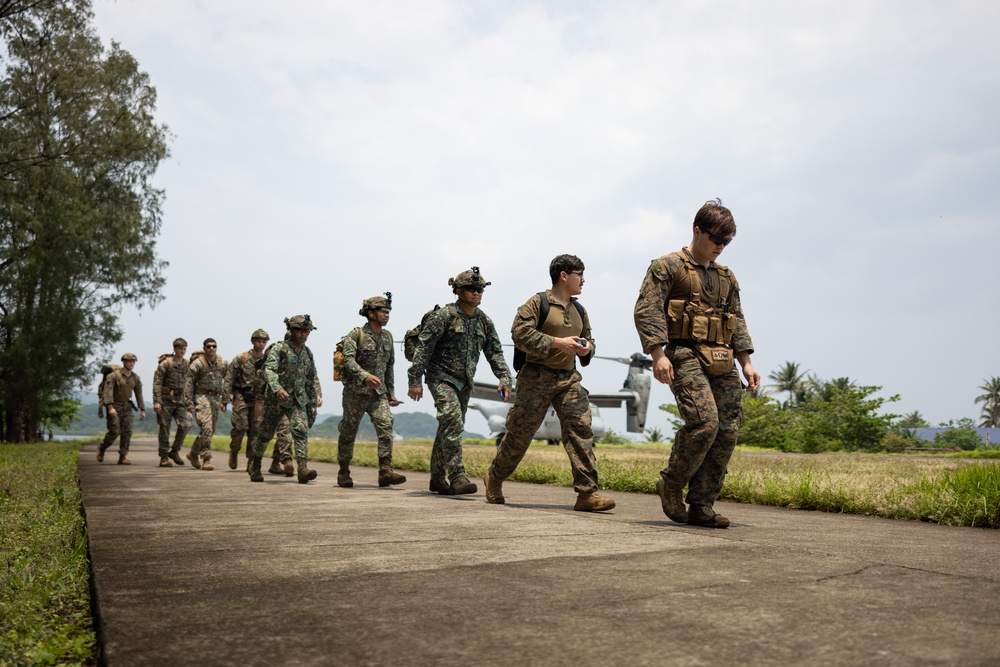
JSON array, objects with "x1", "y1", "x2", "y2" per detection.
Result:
[
  {"x1": 251, "y1": 328, "x2": 270, "y2": 341},
  {"x1": 449, "y1": 266, "x2": 491, "y2": 290},
  {"x1": 121, "y1": 352, "x2": 138, "y2": 362},
  {"x1": 359, "y1": 292, "x2": 392, "y2": 317},
  {"x1": 284, "y1": 314, "x2": 317, "y2": 331}
]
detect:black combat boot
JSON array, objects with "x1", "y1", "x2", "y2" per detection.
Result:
[
  {"x1": 297, "y1": 458, "x2": 317, "y2": 484},
  {"x1": 377, "y1": 457, "x2": 406, "y2": 487},
  {"x1": 249, "y1": 456, "x2": 264, "y2": 482}
]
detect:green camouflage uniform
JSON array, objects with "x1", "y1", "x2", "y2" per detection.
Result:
[
  {"x1": 407, "y1": 301, "x2": 511, "y2": 483},
  {"x1": 185, "y1": 354, "x2": 228, "y2": 463},
  {"x1": 634, "y1": 248, "x2": 754, "y2": 510},
  {"x1": 250, "y1": 341, "x2": 318, "y2": 461},
  {"x1": 339, "y1": 324, "x2": 396, "y2": 461},
  {"x1": 489, "y1": 291, "x2": 600, "y2": 493},
  {"x1": 152, "y1": 356, "x2": 190, "y2": 458},
  {"x1": 100, "y1": 369, "x2": 145, "y2": 458}
]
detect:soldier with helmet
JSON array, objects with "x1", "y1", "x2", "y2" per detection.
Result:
[
  {"x1": 185, "y1": 338, "x2": 228, "y2": 471},
  {"x1": 407, "y1": 267, "x2": 512, "y2": 495},
  {"x1": 225, "y1": 329, "x2": 270, "y2": 470},
  {"x1": 634, "y1": 198, "x2": 761, "y2": 528},
  {"x1": 248, "y1": 315, "x2": 321, "y2": 484},
  {"x1": 153, "y1": 338, "x2": 191, "y2": 467},
  {"x1": 97, "y1": 352, "x2": 146, "y2": 465},
  {"x1": 337, "y1": 293, "x2": 405, "y2": 488}
]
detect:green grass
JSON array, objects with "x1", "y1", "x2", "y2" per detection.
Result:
[
  {"x1": 209, "y1": 436, "x2": 1000, "y2": 528},
  {"x1": 0, "y1": 442, "x2": 96, "y2": 667}
]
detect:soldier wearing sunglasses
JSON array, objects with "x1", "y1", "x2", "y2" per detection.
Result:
[
  {"x1": 407, "y1": 267, "x2": 512, "y2": 496},
  {"x1": 634, "y1": 198, "x2": 760, "y2": 528}
]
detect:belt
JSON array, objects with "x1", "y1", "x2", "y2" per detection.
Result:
[
  {"x1": 667, "y1": 340, "x2": 696, "y2": 349},
  {"x1": 194, "y1": 388, "x2": 219, "y2": 396}
]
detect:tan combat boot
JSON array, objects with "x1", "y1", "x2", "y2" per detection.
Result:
[
  {"x1": 655, "y1": 478, "x2": 688, "y2": 523},
  {"x1": 201, "y1": 459, "x2": 215, "y2": 471},
  {"x1": 574, "y1": 491, "x2": 615, "y2": 512},
  {"x1": 249, "y1": 456, "x2": 264, "y2": 483},
  {"x1": 687, "y1": 505, "x2": 730, "y2": 529},
  {"x1": 338, "y1": 461, "x2": 354, "y2": 488},
  {"x1": 377, "y1": 457, "x2": 406, "y2": 487},
  {"x1": 187, "y1": 447, "x2": 201, "y2": 470},
  {"x1": 450, "y1": 476, "x2": 477, "y2": 495},
  {"x1": 483, "y1": 469, "x2": 505, "y2": 504},
  {"x1": 297, "y1": 458, "x2": 317, "y2": 484},
  {"x1": 268, "y1": 458, "x2": 283, "y2": 474},
  {"x1": 159, "y1": 457, "x2": 173, "y2": 467},
  {"x1": 117, "y1": 456, "x2": 131, "y2": 466},
  {"x1": 283, "y1": 459, "x2": 295, "y2": 477}
]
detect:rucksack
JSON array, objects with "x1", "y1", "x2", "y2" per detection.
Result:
[
  {"x1": 404, "y1": 304, "x2": 459, "y2": 362},
  {"x1": 512, "y1": 292, "x2": 587, "y2": 372},
  {"x1": 97, "y1": 364, "x2": 122, "y2": 417},
  {"x1": 157, "y1": 353, "x2": 172, "y2": 364},
  {"x1": 333, "y1": 328, "x2": 364, "y2": 382}
]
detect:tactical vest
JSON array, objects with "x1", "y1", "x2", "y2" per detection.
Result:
[
  {"x1": 192, "y1": 355, "x2": 226, "y2": 395},
  {"x1": 666, "y1": 254, "x2": 737, "y2": 346}
]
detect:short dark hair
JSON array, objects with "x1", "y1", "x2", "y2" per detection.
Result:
[
  {"x1": 203, "y1": 338, "x2": 216, "y2": 347},
  {"x1": 173, "y1": 338, "x2": 187, "y2": 348},
  {"x1": 693, "y1": 198, "x2": 736, "y2": 237},
  {"x1": 549, "y1": 254, "x2": 585, "y2": 284}
]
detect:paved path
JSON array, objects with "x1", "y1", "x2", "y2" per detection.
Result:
[{"x1": 79, "y1": 438, "x2": 1000, "y2": 667}]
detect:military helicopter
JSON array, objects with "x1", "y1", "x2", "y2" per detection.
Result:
[{"x1": 469, "y1": 353, "x2": 653, "y2": 446}]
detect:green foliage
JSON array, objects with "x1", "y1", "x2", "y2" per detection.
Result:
[
  {"x1": 975, "y1": 377, "x2": 1000, "y2": 427},
  {"x1": 881, "y1": 432, "x2": 911, "y2": 453},
  {"x1": 767, "y1": 360, "x2": 808, "y2": 408},
  {"x1": 599, "y1": 428, "x2": 631, "y2": 445},
  {"x1": 910, "y1": 463, "x2": 1000, "y2": 528},
  {"x1": 737, "y1": 393, "x2": 790, "y2": 448},
  {"x1": 897, "y1": 410, "x2": 931, "y2": 429},
  {"x1": 0, "y1": 0, "x2": 170, "y2": 441},
  {"x1": 795, "y1": 383, "x2": 899, "y2": 453},
  {"x1": 934, "y1": 418, "x2": 984, "y2": 451},
  {"x1": 643, "y1": 426, "x2": 665, "y2": 443},
  {"x1": 0, "y1": 442, "x2": 96, "y2": 665},
  {"x1": 658, "y1": 403, "x2": 684, "y2": 436}
]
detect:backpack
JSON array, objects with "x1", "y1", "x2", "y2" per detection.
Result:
[
  {"x1": 97, "y1": 364, "x2": 122, "y2": 417},
  {"x1": 255, "y1": 341, "x2": 316, "y2": 392},
  {"x1": 333, "y1": 328, "x2": 365, "y2": 382},
  {"x1": 404, "y1": 304, "x2": 459, "y2": 362},
  {"x1": 512, "y1": 292, "x2": 587, "y2": 372},
  {"x1": 157, "y1": 352, "x2": 172, "y2": 364}
]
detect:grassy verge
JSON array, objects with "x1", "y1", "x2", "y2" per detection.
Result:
[{"x1": 0, "y1": 442, "x2": 96, "y2": 666}]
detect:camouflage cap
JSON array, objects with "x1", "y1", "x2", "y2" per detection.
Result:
[
  {"x1": 449, "y1": 266, "x2": 491, "y2": 289},
  {"x1": 251, "y1": 328, "x2": 270, "y2": 341},
  {"x1": 284, "y1": 314, "x2": 317, "y2": 331},
  {"x1": 359, "y1": 292, "x2": 392, "y2": 317},
  {"x1": 121, "y1": 352, "x2": 138, "y2": 362}
]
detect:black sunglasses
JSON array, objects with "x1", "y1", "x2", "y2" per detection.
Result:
[
  {"x1": 699, "y1": 225, "x2": 733, "y2": 246},
  {"x1": 205, "y1": 344, "x2": 217, "y2": 349},
  {"x1": 463, "y1": 286, "x2": 484, "y2": 293}
]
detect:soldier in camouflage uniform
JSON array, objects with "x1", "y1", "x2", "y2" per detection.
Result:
[
  {"x1": 98, "y1": 353, "x2": 146, "y2": 465},
  {"x1": 485, "y1": 255, "x2": 615, "y2": 512},
  {"x1": 408, "y1": 268, "x2": 512, "y2": 495},
  {"x1": 185, "y1": 338, "x2": 228, "y2": 471},
  {"x1": 153, "y1": 338, "x2": 190, "y2": 467},
  {"x1": 248, "y1": 315, "x2": 320, "y2": 484},
  {"x1": 225, "y1": 329, "x2": 270, "y2": 470},
  {"x1": 338, "y1": 293, "x2": 405, "y2": 488},
  {"x1": 634, "y1": 199, "x2": 760, "y2": 528},
  {"x1": 261, "y1": 335, "x2": 323, "y2": 477}
]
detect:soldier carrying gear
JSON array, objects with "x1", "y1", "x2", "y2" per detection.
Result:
[
  {"x1": 448, "y1": 266, "x2": 491, "y2": 292},
  {"x1": 285, "y1": 314, "x2": 317, "y2": 331},
  {"x1": 359, "y1": 292, "x2": 392, "y2": 317},
  {"x1": 98, "y1": 352, "x2": 146, "y2": 465}
]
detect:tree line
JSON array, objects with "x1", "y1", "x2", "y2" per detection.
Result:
[
  {"x1": 662, "y1": 360, "x2": 1000, "y2": 453},
  {"x1": 0, "y1": 0, "x2": 168, "y2": 441}
]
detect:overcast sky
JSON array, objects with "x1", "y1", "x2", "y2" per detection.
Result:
[{"x1": 90, "y1": 0, "x2": 1000, "y2": 438}]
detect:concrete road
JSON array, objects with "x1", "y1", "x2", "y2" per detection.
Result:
[{"x1": 79, "y1": 438, "x2": 1000, "y2": 667}]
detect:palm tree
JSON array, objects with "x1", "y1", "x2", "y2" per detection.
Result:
[
  {"x1": 898, "y1": 410, "x2": 930, "y2": 429},
  {"x1": 644, "y1": 427, "x2": 665, "y2": 443},
  {"x1": 767, "y1": 361, "x2": 808, "y2": 409},
  {"x1": 975, "y1": 376, "x2": 1000, "y2": 427}
]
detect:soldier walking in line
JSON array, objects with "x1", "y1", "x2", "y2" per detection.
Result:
[
  {"x1": 248, "y1": 315, "x2": 320, "y2": 484},
  {"x1": 634, "y1": 198, "x2": 760, "y2": 528},
  {"x1": 485, "y1": 254, "x2": 615, "y2": 512},
  {"x1": 185, "y1": 338, "x2": 228, "y2": 471},
  {"x1": 408, "y1": 267, "x2": 512, "y2": 496},
  {"x1": 98, "y1": 353, "x2": 146, "y2": 465},
  {"x1": 337, "y1": 293, "x2": 405, "y2": 488},
  {"x1": 225, "y1": 329, "x2": 269, "y2": 470},
  {"x1": 153, "y1": 338, "x2": 191, "y2": 467}
]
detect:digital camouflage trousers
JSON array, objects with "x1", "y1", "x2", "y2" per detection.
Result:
[
  {"x1": 428, "y1": 381, "x2": 471, "y2": 483},
  {"x1": 490, "y1": 364, "x2": 599, "y2": 494},
  {"x1": 338, "y1": 388, "x2": 395, "y2": 462},
  {"x1": 664, "y1": 345, "x2": 744, "y2": 509}
]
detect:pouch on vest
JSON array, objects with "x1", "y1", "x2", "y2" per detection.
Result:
[{"x1": 693, "y1": 343, "x2": 734, "y2": 377}]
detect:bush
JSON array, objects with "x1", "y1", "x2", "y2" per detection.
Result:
[
  {"x1": 935, "y1": 419, "x2": 984, "y2": 451},
  {"x1": 881, "y1": 432, "x2": 911, "y2": 453}
]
